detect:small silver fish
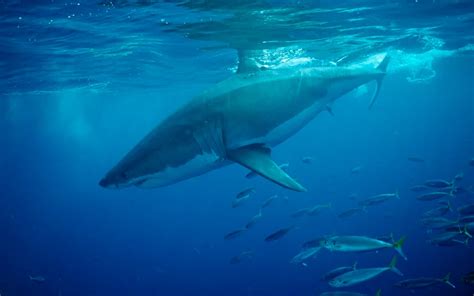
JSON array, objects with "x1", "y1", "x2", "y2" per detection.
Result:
[
  {"x1": 421, "y1": 217, "x2": 458, "y2": 229},
  {"x1": 460, "y1": 215, "x2": 474, "y2": 224},
  {"x1": 321, "y1": 235, "x2": 407, "y2": 260},
  {"x1": 245, "y1": 209, "x2": 262, "y2": 229},
  {"x1": 424, "y1": 179, "x2": 453, "y2": 189},
  {"x1": 423, "y1": 201, "x2": 452, "y2": 217},
  {"x1": 291, "y1": 208, "x2": 310, "y2": 218},
  {"x1": 338, "y1": 207, "x2": 366, "y2": 219},
  {"x1": 429, "y1": 237, "x2": 469, "y2": 247},
  {"x1": 290, "y1": 247, "x2": 321, "y2": 264},
  {"x1": 224, "y1": 228, "x2": 247, "y2": 240},
  {"x1": 29, "y1": 275, "x2": 46, "y2": 283},
  {"x1": 417, "y1": 191, "x2": 452, "y2": 201},
  {"x1": 232, "y1": 196, "x2": 250, "y2": 208},
  {"x1": 454, "y1": 172, "x2": 464, "y2": 181},
  {"x1": 307, "y1": 203, "x2": 331, "y2": 216},
  {"x1": 230, "y1": 250, "x2": 253, "y2": 264},
  {"x1": 261, "y1": 194, "x2": 279, "y2": 208},
  {"x1": 428, "y1": 231, "x2": 466, "y2": 246},
  {"x1": 358, "y1": 191, "x2": 399, "y2": 207},
  {"x1": 235, "y1": 187, "x2": 256, "y2": 199},
  {"x1": 410, "y1": 185, "x2": 429, "y2": 192},
  {"x1": 319, "y1": 291, "x2": 378, "y2": 296},
  {"x1": 232, "y1": 188, "x2": 255, "y2": 208},
  {"x1": 464, "y1": 222, "x2": 474, "y2": 236},
  {"x1": 264, "y1": 226, "x2": 294, "y2": 242},
  {"x1": 329, "y1": 256, "x2": 402, "y2": 288},
  {"x1": 395, "y1": 273, "x2": 455, "y2": 289},
  {"x1": 407, "y1": 156, "x2": 425, "y2": 163},
  {"x1": 458, "y1": 203, "x2": 474, "y2": 216},
  {"x1": 463, "y1": 271, "x2": 474, "y2": 285},
  {"x1": 322, "y1": 262, "x2": 358, "y2": 281}
]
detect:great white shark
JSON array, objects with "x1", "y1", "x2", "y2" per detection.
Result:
[{"x1": 99, "y1": 53, "x2": 390, "y2": 192}]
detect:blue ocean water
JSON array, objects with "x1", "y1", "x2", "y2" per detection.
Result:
[{"x1": 1, "y1": 0, "x2": 474, "y2": 295}]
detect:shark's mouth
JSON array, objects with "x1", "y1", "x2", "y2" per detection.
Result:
[
  {"x1": 132, "y1": 153, "x2": 227, "y2": 188},
  {"x1": 99, "y1": 174, "x2": 137, "y2": 189}
]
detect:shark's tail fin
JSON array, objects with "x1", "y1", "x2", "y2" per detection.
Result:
[
  {"x1": 393, "y1": 236, "x2": 407, "y2": 261},
  {"x1": 452, "y1": 237, "x2": 470, "y2": 246},
  {"x1": 368, "y1": 53, "x2": 390, "y2": 109},
  {"x1": 388, "y1": 256, "x2": 403, "y2": 276},
  {"x1": 442, "y1": 273, "x2": 456, "y2": 288}
]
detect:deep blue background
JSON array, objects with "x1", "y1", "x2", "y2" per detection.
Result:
[{"x1": 1, "y1": 1, "x2": 474, "y2": 295}]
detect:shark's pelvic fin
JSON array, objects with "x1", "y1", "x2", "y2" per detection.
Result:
[
  {"x1": 227, "y1": 144, "x2": 307, "y2": 192},
  {"x1": 368, "y1": 53, "x2": 390, "y2": 109}
]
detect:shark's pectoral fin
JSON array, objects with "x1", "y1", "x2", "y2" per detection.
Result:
[{"x1": 227, "y1": 144, "x2": 307, "y2": 192}]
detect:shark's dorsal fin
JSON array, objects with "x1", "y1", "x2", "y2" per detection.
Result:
[
  {"x1": 237, "y1": 50, "x2": 260, "y2": 74},
  {"x1": 227, "y1": 144, "x2": 307, "y2": 192}
]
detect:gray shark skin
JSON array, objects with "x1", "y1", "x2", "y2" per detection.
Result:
[{"x1": 100, "y1": 53, "x2": 390, "y2": 191}]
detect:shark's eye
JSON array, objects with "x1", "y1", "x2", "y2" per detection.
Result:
[{"x1": 121, "y1": 172, "x2": 128, "y2": 179}]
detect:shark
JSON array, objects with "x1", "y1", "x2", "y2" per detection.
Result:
[{"x1": 99, "y1": 52, "x2": 390, "y2": 192}]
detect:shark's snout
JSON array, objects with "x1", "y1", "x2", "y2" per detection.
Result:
[
  {"x1": 99, "y1": 175, "x2": 119, "y2": 188},
  {"x1": 99, "y1": 176, "x2": 124, "y2": 189},
  {"x1": 99, "y1": 171, "x2": 122, "y2": 188},
  {"x1": 99, "y1": 177, "x2": 109, "y2": 188},
  {"x1": 99, "y1": 168, "x2": 136, "y2": 189}
]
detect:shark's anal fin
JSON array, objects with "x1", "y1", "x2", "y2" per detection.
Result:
[{"x1": 227, "y1": 144, "x2": 307, "y2": 192}]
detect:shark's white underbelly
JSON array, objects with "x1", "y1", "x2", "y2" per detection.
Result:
[{"x1": 238, "y1": 97, "x2": 330, "y2": 149}]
